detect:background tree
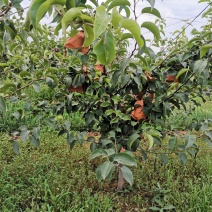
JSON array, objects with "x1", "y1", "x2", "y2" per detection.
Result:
[{"x1": 0, "y1": 0, "x2": 211, "y2": 190}]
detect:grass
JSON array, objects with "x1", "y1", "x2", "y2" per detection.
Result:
[
  {"x1": 0, "y1": 96, "x2": 211, "y2": 211},
  {"x1": 0, "y1": 130, "x2": 211, "y2": 211},
  {"x1": 166, "y1": 99, "x2": 212, "y2": 130}
]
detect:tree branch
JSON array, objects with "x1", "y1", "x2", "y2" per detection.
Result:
[
  {"x1": 129, "y1": 42, "x2": 138, "y2": 58},
  {"x1": 0, "y1": 3, "x2": 12, "y2": 17},
  {"x1": 5, "y1": 78, "x2": 44, "y2": 99},
  {"x1": 53, "y1": 6, "x2": 63, "y2": 17},
  {"x1": 163, "y1": 73, "x2": 195, "y2": 102}
]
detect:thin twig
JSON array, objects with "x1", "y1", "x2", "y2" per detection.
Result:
[
  {"x1": 163, "y1": 73, "x2": 195, "y2": 102},
  {"x1": 0, "y1": 3, "x2": 12, "y2": 17},
  {"x1": 5, "y1": 78, "x2": 44, "y2": 99},
  {"x1": 129, "y1": 0, "x2": 139, "y2": 58},
  {"x1": 53, "y1": 6, "x2": 64, "y2": 17},
  {"x1": 129, "y1": 42, "x2": 138, "y2": 58}
]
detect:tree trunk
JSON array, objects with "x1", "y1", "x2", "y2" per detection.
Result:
[{"x1": 117, "y1": 164, "x2": 125, "y2": 191}]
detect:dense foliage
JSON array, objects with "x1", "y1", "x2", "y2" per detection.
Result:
[{"x1": 0, "y1": 0, "x2": 211, "y2": 189}]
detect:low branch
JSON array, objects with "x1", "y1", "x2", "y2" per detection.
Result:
[
  {"x1": 53, "y1": 6, "x2": 63, "y2": 17},
  {"x1": 0, "y1": 3, "x2": 12, "y2": 17},
  {"x1": 5, "y1": 78, "x2": 44, "y2": 99},
  {"x1": 164, "y1": 73, "x2": 195, "y2": 102},
  {"x1": 129, "y1": 42, "x2": 138, "y2": 58}
]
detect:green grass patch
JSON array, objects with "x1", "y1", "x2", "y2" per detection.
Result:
[
  {"x1": 0, "y1": 131, "x2": 211, "y2": 211},
  {"x1": 166, "y1": 99, "x2": 212, "y2": 130}
]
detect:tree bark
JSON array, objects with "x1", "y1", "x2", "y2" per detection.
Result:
[{"x1": 117, "y1": 164, "x2": 125, "y2": 191}]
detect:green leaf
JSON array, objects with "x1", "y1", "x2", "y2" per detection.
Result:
[
  {"x1": 69, "y1": 140, "x2": 76, "y2": 150},
  {"x1": 121, "y1": 19, "x2": 144, "y2": 48},
  {"x1": 120, "y1": 166, "x2": 133, "y2": 186},
  {"x1": 101, "y1": 139, "x2": 112, "y2": 147},
  {"x1": 100, "y1": 101, "x2": 110, "y2": 107},
  {"x1": 114, "y1": 153, "x2": 137, "y2": 166},
  {"x1": 66, "y1": 0, "x2": 76, "y2": 9},
  {"x1": 20, "y1": 71, "x2": 31, "y2": 79},
  {"x1": 96, "y1": 165, "x2": 103, "y2": 181},
  {"x1": 147, "y1": 0, "x2": 155, "y2": 9},
  {"x1": 89, "y1": 148, "x2": 108, "y2": 160},
  {"x1": 93, "y1": 30, "x2": 116, "y2": 65},
  {"x1": 200, "y1": 45, "x2": 212, "y2": 58},
  {"x1": 3, "y1": 31, "x2": 10, "y2": 44},
  {"x1": 36, "y1": 1, "x2": 50, "y2": 27},
  {"x1": 203, "y1": 137, "x2": 212, "y2": 148},
  {"x1": 83, "y1": 24, "x2": 94, "y2": 46},
  {"x1": 193, "y1": 60, "x2": 208, "y2": 74},
  {"x1": 0, "y1": 63, "x2": 8, "y2": 67},
  {"x1": 67, "y1": 132, "x2": 74, "y2": 144},
  {"x1": 32, "y1": 82, "x2": 41, "y2": 92},
  {"x1": 0, "y1": 96, "x2": 6, "y2": 113},
  {"x1": 5, "y1": 26, "x2": 17, "y2": 39},
  {"x1": 111, "y1": 95, "x2": 121, "y2": 104},
  {"x1": 98, "y1": 161, "x2": 115, "y2": 180},
  {"x1": 120, "y1": 33, "x2": 134, "y2": 41},
  {"x1": 90, "y1": 0, "x2": 98, "y2": 6},
  {"x1": 110, "y1": 117, "x2": 119, "y2": 124},
  {"x1": 141, "y1": 22, "x2": 160, "y2": 40},
  {"x1": 176, "y1": 68, "x2": 189, "y2": 79},
  {"x1": 44, "y1": 118, "x2": 56, "y2": 130},
  {"x1": 105, "y1": 148, "x2": 115, "y2": 156},
  {"x1": 149, "y1": 206, "x2": 160, "y2": 211},
  {"x1": 168, "y1": 137, "x2": 176, "y2": 150},
  {"x1": 50, "y1": 0, "x2": 66, "y2": 4},
  {"x1": 141, "y1": 7, "x2": 161, "y2": 18},
  {"x1": 128, "y1": 133, "x2": 140, "y2": 148},
  {"x1": 122, "y1": 5, "x2": 130, "y2": 18},
  {"x1": 54, "y1": 23, "x2": 62, "y2": 35},
  {"x1": 46, "y1": 77, "x2": 57, "y2": 88},
  {"x1": 141, "y1": 148, "x2": 148, "y2": 160},
  {"x1": 105, "y1": 109, "x2": 115, "y2": 116},
  {"x1": 93, "y1": 6, "x2": 111, "y2": 39},
  {"x1": 90, "y1": 142, "x2": 97, "y2": 152},
  {"x1": 107, "y1": 0, "x2": 130, "y2": 11},
  {"x1": 119, "y1": 57, "x2": 130, "y2": 72},
  {"x1": 205, "y1": 131, "x2": 212, "y2": 140},
  {"x1": 87, "y1": 136, "x2": 95, "y2": 142},
  {"x1": 160, "y1": 153, "x2": 168, "y2": 164},
  {"x1": 85, "y1": 112, "x2": 94, "y2": 125},
  {"x1": 72, "y1": 74, "x2": 84, "y2": 87},
  {"x1": 65, "y1": 77, "x2": 72, "y2": 88},
  {"x1": 30, "y1": 0, "x2": 46, "y2": 28},
  {"x1": 30, "y1": 135, "x2": 40, "y2": 147},
  {"x1": 29, "y1": 32, "x2": 40, "y2": 47},
  {"x1": 33, "y1": 127, "x2": 40, "y2": 139},
  {"x1": 202, "y1": 6, "x2": 212, "y2": 18},
  {"x1": 62, "y1": 8, "x2": 82, "y2": 40},
  {"x1": 146, "y1": 133, "x2": 154, "y2": 150},
  {"x1": 109, "y1": 130, "x2": 115, "y2": 138},
  {"x1": 111, "y1": 7, "x2": 123, "y2": 29},
  {"x1": 76, "y1": 131, "x2": 86, "y2": 145},
  {"x1": 175, "y1": 92, "x2": 189, "y2": 102},
  {"x1": 163, "y1": 205, "x2": 175, "y2": 210},
  {"x1": 199, "y1": 0, "x2": 210, "y2": 2},
  {"x1": 121, "y1": 115, "x2": 131, "y2": 121},
  {"x1": 36, "y1": 0, "x2": 66, "y2": 26},
  {"x1": 20, "y1": 127, "x2": 30, "y2": 142},
  {"x1": 81, "y1": 14, "x2": 93, "y2": 23},
  {"x1": 148, "y1": 129, "x2": 161, "y2": 138},
  {"x1": 12, "y1": 141, "x2": 20, "y2": 155},
  {"x1": 185, "y1": 134, "x2": 196, "y2": 149},
  {"x1": 178, "y1": 152, "x2": 187, "y2": 164}
]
